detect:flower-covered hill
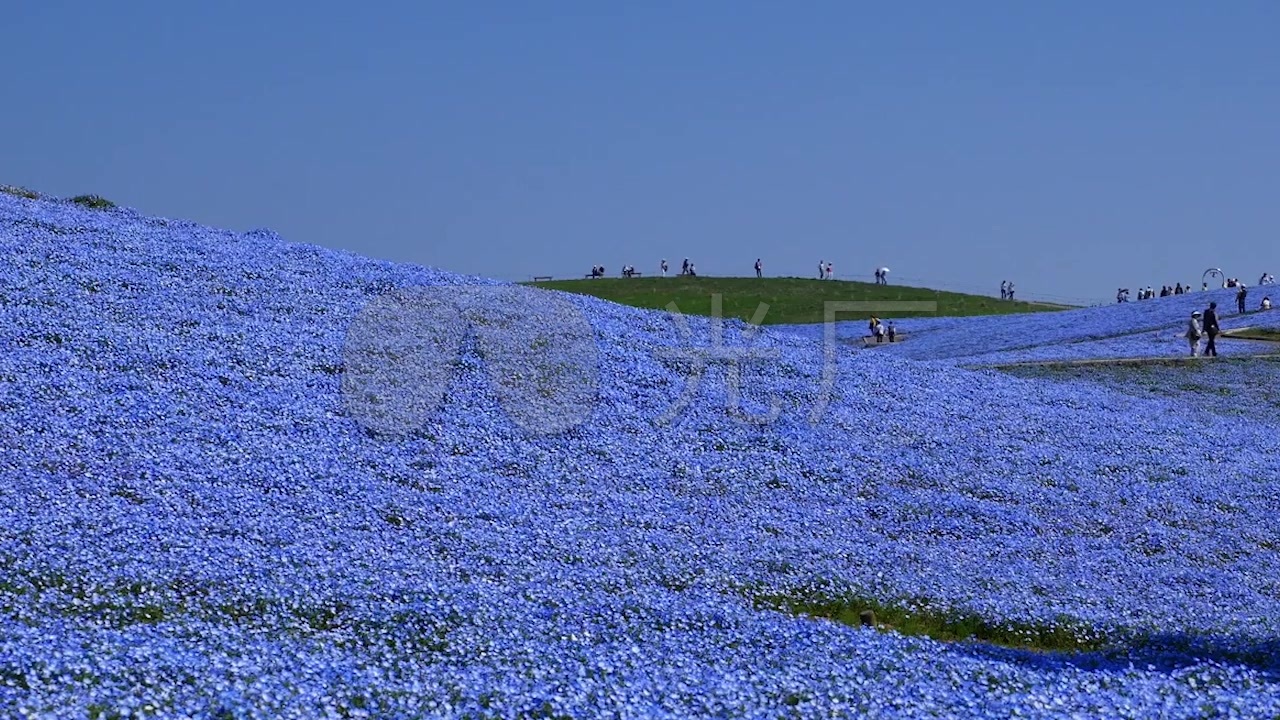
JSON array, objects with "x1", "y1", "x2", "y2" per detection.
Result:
[{"x1": 2, "y1": 192, "x2": 1280, "y2": 718}]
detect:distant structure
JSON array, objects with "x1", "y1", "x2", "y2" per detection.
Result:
[{"x1": 1203, "y1": 268, "x2": 1225, "y2": 289}]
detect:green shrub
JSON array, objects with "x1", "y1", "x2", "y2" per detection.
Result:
[
  {"x1": 70, "y1": 194, "x2": 116, "y2": 210},
  {"x1": 0, "y1": 185, "x2": 39, "y2": 200}
]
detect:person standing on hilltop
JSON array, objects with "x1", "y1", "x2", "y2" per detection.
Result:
[
  {"x1": 1001, "y1": 280, "x2": 1008, "y2": 300},
  {"x1": 1203, "y1": 302, "x2": 1220, "y2": 357},
  {"x1": 661, "y1": 259, "x2": 668, "y2": 277},
  {"x1": 825, "y1": 262, "x2": 833, "y2": 280},
  {"x1": 755, "y1": 258, "x2": 763, "y2": 278},
  {"x1": 1237, "y1": 284, "x2": 1248, "y2": 314},
  {"x1": 1007, "y1": 282, "x2": 1016, "y2": 301}
]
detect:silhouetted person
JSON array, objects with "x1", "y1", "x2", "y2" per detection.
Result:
[
  {"x1": 1203, "y1": 302, "x2": 1220, "y2": 357},
  {"x1": 755, "y1": 258, "x2": 762, "y2": 278},
  {"x1": 1237, "y1": 284, "x2": 1248, "y2": 314}
]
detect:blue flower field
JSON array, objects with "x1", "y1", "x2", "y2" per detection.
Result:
[{"x1": 2, "y1": 191, "x2": 1279, "y2": 718}]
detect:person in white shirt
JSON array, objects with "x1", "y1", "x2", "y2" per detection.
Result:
[
  {"x1": 661, "y1": 259, "x2": 668, "y2": 277},
  {"x1": 825, "y1": 262, "x2": 833, "y2": 280},
  {"x1": 818, "y1": 260, "x2": 825, "y2": 280},
  {"x1": 1187, "y1": 311, "x2": 1202, "y2": 357},
  {"x1": 1263, "y1": 296, "x2": 1273, "y2": 311},
  {"x1": 1001, "y1": 281, "x2": 1008, "y2": 300}
]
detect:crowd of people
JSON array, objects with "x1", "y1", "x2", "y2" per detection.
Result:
[
  {"x1": 592, "y1": 258, "x2": 898, "y2": 281},
  {"x1": 1120, "y1": 285, "x2": 1190, "y2": 301},
  {"x1": 583, "y1": 263, "x2": 1271, "y2": 308},
  {"x1": 1121, "y1": 273, "x2": 1274, "y2": 303},
  {"x1": 867, "y1": 316, "x2": 897, "y2": 343}
]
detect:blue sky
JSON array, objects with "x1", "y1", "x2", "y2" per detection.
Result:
[{"x1": 3, "y1": 2, "x2": 1277, "y2": 304}]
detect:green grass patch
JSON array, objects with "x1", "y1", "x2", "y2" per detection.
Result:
[
  {"x1": 754, "y1": 593, "x2": 1107, "y2": 653},
  {"x1": 526, "y1": 277, "x2": 1070, "y2": 325},
  {"x1": 1222, "y1": 327, "x2": 1280, "y2": 342}
]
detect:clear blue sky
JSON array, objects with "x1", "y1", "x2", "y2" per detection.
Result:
[{"x1": 4, "y1": 2, "x2": 1277, "y2": 304}]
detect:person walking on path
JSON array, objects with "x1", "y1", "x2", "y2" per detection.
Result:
[
  {"x1": 887, "y1": 322, "x2": 897, "y2": 343},
  {"x1": 1187, "y1": 311, "x2": 1203, "y2": 357},
  {"x1": 1237, "y1": 284, "x2": 1248, "y2": 314},
  {"x1": 755, "y1": 258, "x2": 763, "y2": 278},
  {"x1": 1006, "y1": 282, "x2": 1016, "y2": 301},
  {"x1": 1203, "y1": 302, "x2": 1220, "y2": 357}
]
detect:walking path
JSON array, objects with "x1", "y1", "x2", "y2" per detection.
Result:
[{"x1": 973, "y1": 353, "x2": 1280, "y2": 371}]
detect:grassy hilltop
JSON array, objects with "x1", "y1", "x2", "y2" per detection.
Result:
[{"x1": 529, "y1": 276, "x2": 1071, "y2": 324}]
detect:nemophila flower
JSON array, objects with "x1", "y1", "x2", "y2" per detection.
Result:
[{"x1": 2, "y1": 192, "x2": 1280, "y2": 717}]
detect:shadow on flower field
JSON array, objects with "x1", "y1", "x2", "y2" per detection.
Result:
[{"x1": 952, "y1": 632, "x2": 1280, "y2": 680}]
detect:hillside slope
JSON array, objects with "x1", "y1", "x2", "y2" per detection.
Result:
[{"x1": 2, "y1": 193, "x2": 1279, "y2": 717}]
